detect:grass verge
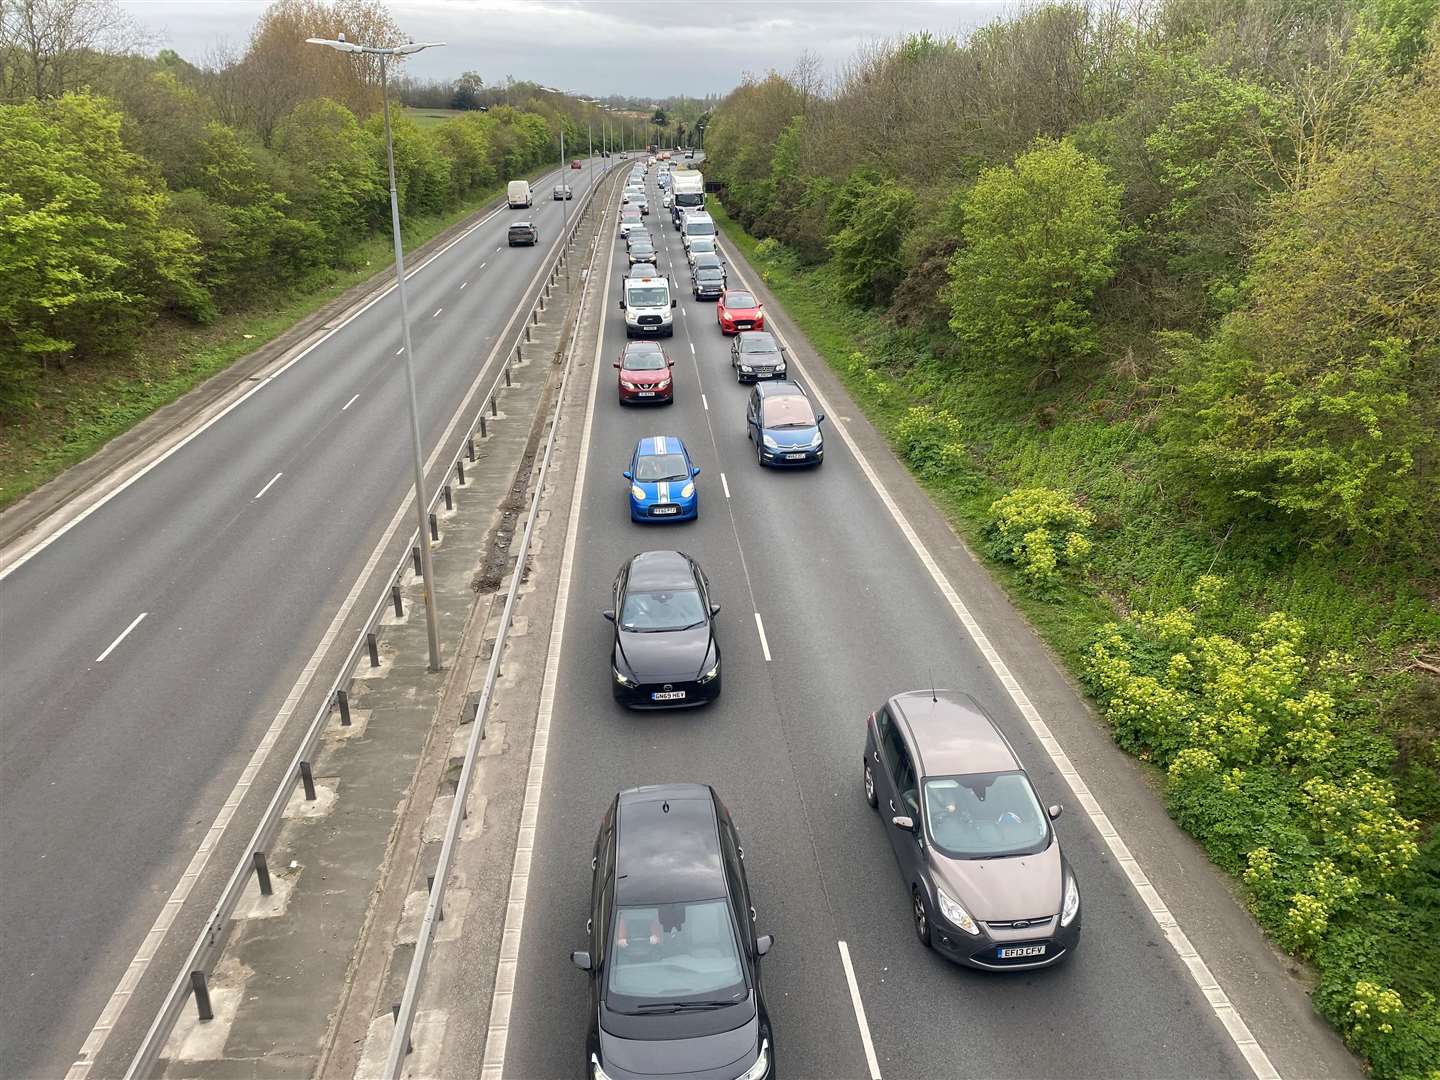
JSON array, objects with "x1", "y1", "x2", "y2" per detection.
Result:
[{"x1": 713, "y1": 200, "x2": 1440, "y2": 1080}]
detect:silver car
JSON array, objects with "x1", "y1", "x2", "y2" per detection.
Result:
[{"x1": 862, "y1": 690, "x2": 1080, "y2": 969}]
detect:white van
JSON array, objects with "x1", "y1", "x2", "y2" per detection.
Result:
[
  {"x1": 620, "y1": 275, "x2": 676, "y2": 338},
  {"x1": 682, "y1": 212, "x2": 717, "y2": 252},
  {"x1": 507, "y1": 180, "x2": 532, "y2": 208}
]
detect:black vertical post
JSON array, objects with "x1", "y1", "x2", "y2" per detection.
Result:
[
  {"x1": 191, "y1": 971, "x2": 214, "y2": 1022},
  {"x1": 456, "y1": 459, "x2": 466, "y2": 486},
  {"x1": 299, "y1": 760, "x2": 317, "y2": 801},
  {"x1": 443, "y1": 484, "x2": 453, "y2": 510},
  {"x1": 429, "y1": 512, "x2": 439, "y2": 541},
  {"x1": 367, "y1": 633, "x2": 380, "y2": 667},
  {"x1": 253, "y1": 852, "x2": 272, "y2": 896},
  {"x1": 391, "y1": 1003, "x2": 412, "y2": 1054},
  {"x1": 466, "y1": 436, "x2": 475, "y2": 462},
  {"x1": 337, "y1": 687, "x2": 352, "y2": 725},
  {"x1": 479, "y1": 414, "x2": 487, "y2": 439},
  {"x1": 391, "y1": 585, "x2": 403, "y2": 617},
  {"x1": 411, "y1": 546, "x2": 422, "y2": 578}
]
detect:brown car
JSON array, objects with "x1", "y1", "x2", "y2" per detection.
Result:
[{"x1": 863, "y1": 689, "x2": 1080, "y2": 969}]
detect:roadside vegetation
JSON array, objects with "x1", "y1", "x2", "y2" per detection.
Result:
[
  {"x1": 704, "y1": 3, "x2": 1440, "y2": 1075},
  {"x1": 0, "y1": 0, "x2": 606, "y2": 506}
]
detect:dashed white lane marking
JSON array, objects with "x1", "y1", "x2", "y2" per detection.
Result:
[
  {"x1": 460, "y1": 281, "x2": 468, "y2": 290},
  {"x1": 723, "y1": 243, "x2": 1279, "y2": 1080},
  {"x1": 720, "y1": 472, "x2": 730, "y2": 499},
  {"x1": 495, "y1": 245, "x2": 502, "y2": 251},
  {"x1": 701, "y1": 393, "x2": 709, "y2": 411},
  {"x1": 96, "y1": 612, "x2": 147, "y2": 663},
  {"x1": 432, "y1": 307, "x2": 443, "y2": 318},
  {"x1": 837, "y1": 941, "x2": 882, "y2": 1080},
  {"x1": 690, "y1": 342, "x2": 696, "y2": 354},
  {"x1": 341, "y1": 394, "x2": 359, "y2": 411},
  {"x1": 253, "y1": 472, "x2": 283, "y2": 500},
  {"x1": 396, "y1": 347, "x2": 405, "y2": 356},
  {"x1": 480, "y1": 262, "x2": 487, "y2": 270},
  {"x1": 753, "y1": 611, "x2": 772, "y2": 662},
  {"x1": 681, "y1": 305, "x2": 687, "y2": 317}
]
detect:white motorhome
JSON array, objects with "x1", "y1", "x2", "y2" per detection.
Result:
[
  {"x1": 620, "y1": 275, "x2": 676, "y2": 338},
  {"x1": 507, "y1": 180, "x2": 532, "y2": 208}
]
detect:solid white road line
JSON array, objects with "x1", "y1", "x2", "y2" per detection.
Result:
[
  {"x1": 253, "y1": 472, "x2": 283, "y2": 500},
  {"x1": 721, "y1": 472, "x2": 730, "y2": 499},
  {"x1": 432, "y1": 307, "x2": 443, "y2": 318},
  {"x1": 723, "y1": 245, "x2": 1279, "y2": 1080},
  {"x1": 837, "y1": 941, "x2": 882, "y2": 1080},
  {"x1": 753, "y1": 612, "x2": 772, "y2": 662},
  {"x1": 690, "y1": 342, "x2": 696, "y2": 354},
  {"x1": 701, "y1": 393, "x2": 709, "y2": 411},
  {"x1": 481, "y1": 174, "x2": 618, "y2": 1080},
  {"x1": 341, "y1": 394, "x2": 359, "y2": 411},
  {"x1": 95, "y1": 612, "x2": 147, "y2": 664}
]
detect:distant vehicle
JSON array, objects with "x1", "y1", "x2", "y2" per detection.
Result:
[
  {"x1": 620, "y1": 275, "x2": 676, "y2": 338},
  {"x1": 507, "y1": 221, "x2": 539, "y2": 246},
  {"x1": 627, "y1": 239, "x2": 658, "y2": 268},
  {"x1": 692, "y1": 263, "x2": 726, "y2": 301},
  {"x1": 731, "y1": 331, "x2": 786, "y2": 383},
  {"x1": 572, "y1": 785, "x2": 773, "y2": 1077},
  {"x1": 614, "y1": 340, "x2": 675, "y2": 405},
  {"x1": 682, "y1": 213, "x2": 717, "y2": 250},
  {"x1": 633, "y1": 195, "x2": 650, "y2": 216},
  {"x1": 717, "y1": 290, "x2": 765, "y2": 335},
  {"x1": 602, "y1": 553, "x2": 721, "y2": 706},
  {"x1": 618, "y1": 213, "x2": 645, "y2": 238},
  {"x1": 662, "y1": 192, "x2": 673, "y2": 209},
  {"x1": 863, "y1": 690, "x2": 1080, "y2": 969},
  {"x1": 690, "y1": 252, "x2": 725, "y2": 290},
  {"x1": 671, "y1": 169, "x2": 705, "y2": 217},
  {"x1": 746, "y1": 380, "x2": 824, "y2": 467},
  {"x1": 571, "y1": 158, "x2": 582, "y2": 169},
  {"x1": 624, "y1": 435, "x2": 699, "y2": 522},
  {"x1": 625, "y1": 228, "x2": 652, "y2": 250},
  {"x1": 685, "y1": 235, "x2": 718, "y2": 266},
  {"x1": 507, "y1": 180, "x2": 532, "y2": 208},
  {"x1": 623, "y1": 187, "x2": 646, "y2": 207},
  {"x1": 552, "y1": 184, "x2": 573, "y2": 200}
]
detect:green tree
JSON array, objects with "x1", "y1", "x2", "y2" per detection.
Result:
[
  {"x1": 943, "y1": 138, "x2": 1125, "y2": 379},
  {"x1": 273, "y1": 97, "x2": 382, "y2": 257},
  {"x1": 826, "y1": 170, "x2": 915, "y2": 306}
]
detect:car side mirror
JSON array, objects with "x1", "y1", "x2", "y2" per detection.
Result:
[
  {"x1": 1048, "y1": 804, "x2": 1063, "y2": 820},
  {"x1": 691, "y1": 466, "x2": 701, "y2": 477},
  {"x1": 570, "y1": 950, "x2": 592, "y2": 971},
  {"x1": 618, "y1": 300, "x2": 625, "y2": 309},
  {"x1": 755, "y1": 934, "x2": 774, "y2": 957},
  {"x1": 613, "y1": 361, "x2": 621, "y2": 368},
  {"x1": 709, "y1": 603, "x2": 721, "y2": 616},
  {"x1": 671, "y1": 298, "x2": 677, "y2": 308},
  {"x1": 622, "y1": 470, "x2": 632, "y2": 480},
  {"x1": 815, "y1": 412, "x2": 825, "y2": 424},
  {"x1": 602, "y1": 609, "x2": 615, "y2": 622},
  {"x1": 891, "y1": 815, "x2": 915, "y2": 832},
  {"x1": 667, "y1": 359, "x2": 675, "y2": 367}
]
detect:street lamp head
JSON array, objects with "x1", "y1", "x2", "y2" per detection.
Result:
[
  {"x1": 305, "y1": 36, "x2": 363, "y2": 52},
  {"x1": 394, "y1": 41, "x2": 445, "y2": 54}
]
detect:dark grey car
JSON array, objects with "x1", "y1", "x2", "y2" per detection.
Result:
[
  {"x1": 693, "y1": 265, "x2": 725, "y2": 300},
  {"x1": 730, "y1": 332, "x2": 787, "y2": 383},
  {"x1": 862, "y1": 690, "x2": 1080, "y2": 969},
  {"x1": 507, "y1": 221, "x2": 539, "y2": 246}
]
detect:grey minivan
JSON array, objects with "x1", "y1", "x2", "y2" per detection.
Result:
[{"x1": 862, "y1": 690, "x2": 1080, "y2": 969}]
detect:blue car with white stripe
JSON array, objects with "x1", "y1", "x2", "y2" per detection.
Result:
[{"x1": 624, "y1": 436, "x2": 700, "y2": 522}]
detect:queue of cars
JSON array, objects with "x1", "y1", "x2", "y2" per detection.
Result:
[{"x1": 570, "y1": 155, "x2": 1080, "y2": 1080}]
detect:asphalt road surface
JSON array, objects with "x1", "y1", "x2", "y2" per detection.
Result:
[
  {"x1": 0, "y1": 159, "x2": 606, "y2": 1079},
  {"x1": 500, "y1": 168, "x2": 1252, "y2": 1078}
]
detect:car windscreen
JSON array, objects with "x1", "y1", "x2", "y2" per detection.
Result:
[
  {"x1": 725, "y1": 292, "x2": 757, "y2": 308},
  {"x1": 692, "y1": 255, "x2": 722, "y2": 271},
  {"x1": 761, "y1": 396, "x2": 815, "y2": 428},
  {"x1": 626, "y1": 287, "x2": 669, "y2": 308},
  {"x1": 688, "y1": 237, "x2": 715, "y2": 251},
  {"x1": 684, "y1": 220, "x2": 716, "y2": 237},
  {"x1": 923, "y1": 771, "x2": 1049, "y2": 858},
  {"x1": 622, "y1": 349, "x2": 666, "y2": 371},
  {"x1": 738, "y1": 334, "x2": 778, "y2": 354},
  {"x1": 635, "y1": 453, "x2": 689, "y2": 482},
  {"x1": 606, "y1": 900, "x2": 746, "y2": 1011},
  {"x1": 630, "y1": 243, "x2": 655, "y2": 254},
  {"x1": 696, "y1": 269, "x2": 723, "y2": 282},
  {"x1": 619, "y1": 588, "x2": 706, "y2": 632}
]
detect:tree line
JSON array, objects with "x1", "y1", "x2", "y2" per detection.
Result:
[
  {"x1": 0, "y1": 0, "x2": 605, "y2": 414},
  {"x1": 704, "y1": 0, "x2": 1439, "y2": 560}
]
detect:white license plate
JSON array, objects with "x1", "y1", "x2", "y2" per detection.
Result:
[
  {"x1": 997, "y1": 945, "x2": 1047, "y2": 959},
  {"x1": 651, "y1": 690, "x2": 686, "y2": 700},
  {"x1": 651, "y1": 506, "x2": 678, "y2": 515},
  {"x1": 785, "y1": 453, "x2": 808, "y2": 460},
  {"x1": 636, "y1": 391, "x2": 656, "y2": 397},
  {"x1": 736, "y1": 322, "x2": 750, "y2": 329}
]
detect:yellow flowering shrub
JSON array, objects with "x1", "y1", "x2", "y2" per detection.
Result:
[{"x1": 985, "y1": 487, "x2": 1095, "y2": 592}]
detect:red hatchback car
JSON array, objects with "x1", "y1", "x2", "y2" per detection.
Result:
[
  {"x1": 615, "y1": 341, "x2": 675, "y2": 404},
  {"x1": 717, "y1": 289, "x2": 765, "y2": 335},
  {"x1": 571, "y1": 159, "x2": 582, "y2": 169}
]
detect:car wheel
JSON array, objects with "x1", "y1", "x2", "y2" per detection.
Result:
[
  {"x1": 912, "y1": 888, "x2": 932, "y2": 948},
  {"x1": 863, "y1": 762, "x2": 878, "y2": 809},
  {"x1": 756, "y1": 441, "x2": 765, "y2": 468}
]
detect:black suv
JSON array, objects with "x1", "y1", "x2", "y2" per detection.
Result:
[
  {"x1": 507, "y1": 221, "x2": 539, "y2": 246},
  {"x1": 572, "y1": 785, "x2": 775, "y2": 1080}
]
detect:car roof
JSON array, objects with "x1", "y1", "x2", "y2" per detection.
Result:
[
  {"x1": 737, "y1": 331, "x2": 777, "y2": 348},
  {"x1": 755, "y1": 379, "x2": 805, "y2": 398},
  {"x1": 615, "y1": 785, "x2": 726, "y2": 905},
  {"x1": 890, "y1": 690, "x2": 1019, "y2": 776},
  {"x1": 626, "y1": 549, "x2": 697, "y2": 591},
  {"x1": 509, "y1": 221, "x2": 534, "y2": 228},
  {"x1": 633, "y1": 435, "x2": 688, "y2": 459},
  {"x1": 625, "y1": 276, "x2": 667, "y2": 287},
  {"x1": 623, "y1": 339, "x2": 663, "y2": 351}
]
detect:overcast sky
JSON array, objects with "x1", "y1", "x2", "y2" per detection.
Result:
[{"x1": 120, "y1": 1, "x2": 1009, "y2": 97}]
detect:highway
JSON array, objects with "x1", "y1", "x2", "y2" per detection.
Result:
[
  {"x1": 499, "y1": 166, "x2": 1253, "y2": 1077},
  {"x1": 0, "y1": 158, "x2": 605, "y2": 1079}
]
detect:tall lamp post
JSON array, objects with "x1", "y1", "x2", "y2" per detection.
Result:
[{"x1": 306, "y1": 32, "x2": 445, "y2": 672}]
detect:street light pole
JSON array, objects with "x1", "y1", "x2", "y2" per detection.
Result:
[
  {"x1": 559, "y1": 125, "x2": 569, "y2": 287},
  {"x1": 308, "y1": 33, "x2": 445, "y2": 672}
]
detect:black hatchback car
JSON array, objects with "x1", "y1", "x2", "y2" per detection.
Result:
[
  {"x1": 571, "y1": 785, "x2": 775, "y2": 1080},
  {"x1": 605, "y1": 551, "x2": 720, "y2": 708},
  {"x1": 507, "y1": 221, "x2": 539, "y2": 246},
  {"x1": 730, "y1": 332, "x2": 787, "y2": 383}
]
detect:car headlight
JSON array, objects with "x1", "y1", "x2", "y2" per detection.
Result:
[
  {"x1": 762, "y1": 434, "x2": 778, "y2": 450},
  {"x1": 740, "y1": 364, "x2": 753, "y2": 373},
  {"x1": 935, "y1": 886, "x2": 980, "y2": 935},
  {"x1": 630, "y1": 484, "x2": 646, "y2": 501},
  {"x1": 612, "y1": 665, "x2": 638, "y2": 689},
  {"x1": 807, "y1": 430, "x2": 823, "y2": 448},
  {"x1": 656, "y1": 378, "x2": 670, "y2": 389},
  {"x1": 679, "y1": 481, "x2": 694, "y2": 499},
  {"x1": 697, "y1": 657, "x2": 720, "y2": 684},
  {"x1": 590, "y1": 1053, "x2": 615, "y2": 1080},
  {"x1": 1061, "y1": 872, "x2": 1080, "y2": 927},
  {"x1": 738, "y1": 1039, "x2": 769, "y2": 1080}
]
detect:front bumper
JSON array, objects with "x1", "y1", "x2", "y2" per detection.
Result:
[
  {"x1": 613, "y1": 673, "x2": 720, "y2": 708},
  {"x1": 695, "y1": 287, "x2": 723, "y2": 300},
  {"x1": 630, "y1": 496, "x2": 698, "y2": 522},
  {"x1": 736, "y1": 365, "x2": 786, "y2": 384},
  {"x1": 617, "y1": 384, "x2": 673, "y2": 404},
  {"x1": 626, "y1": 321, "x2": 673, "y2": 338},
  {"x1": 720, "y1": 317, "x2": 764, "y2": 335},
  {"x1": 932, "y1": 911, "x2": 1081, "y2": 971},
  {"x1": 758, "y1": 443, "x2": 822, "y2": 466}
]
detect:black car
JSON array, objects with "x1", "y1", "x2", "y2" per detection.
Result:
[
  {"x1": 730, "y1": 332, "x2": 787, "y2": 383},
  {"x1": 605, "y1": 551, "x2": 720, "y2": 708},
  {"x1": 693, "y1": 265, "x2": 725, "y2": 300},
  {"x1": 629, "y1": 240, "x2": 659, "y2": 268},
  {"x1": 553, "y1": 184, "x2": 574, "y2": 200},
  {"x1": 572, "y1": 785, "x2": 775, "y2": 1080},
  {"x1": 507, "y1": 221, "x2": 539, "y2": 246}
]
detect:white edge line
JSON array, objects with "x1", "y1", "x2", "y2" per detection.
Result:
[
  {"x1": 432, "y1": 307, "x2": 443, "y2": 318},
  {"x1": 723, "y1": 246, "x2": 1280, "y2": 1080},
  {"x1": 396, "y1": 347, "x2": 405, "y2": 356},
  {"x1": 253, "y1": 472, "x2": 283, "y2": 500},
  {"x1": 690, "y1": 342, "x2": 696, "y2": 354},
  {"x1": 720, "y1": 472, "x2": 730, "y2": 499},
  {"x1": 837, "y1": 941, "x2": 882, "y2": 1080},
  {"x1": 341, "y1": 394, "x2": 359, "y2": 411},
  {"x1": 0, "y1": 187, "x2": 530, "y2": 584},
  {"x1": 753, "y1": 611, "x2": 771, "y2": 662},
  {"x1": 95, "y1": 611, "x2": 147, "y2": 663},
  {"x1": 460, "y1": 281, "x2": 468, "y2": 289},
  {"x1": 480, "y1": 174, "x2": 618, "y2": 1080},
  {"x1": 701, "y1": 393, "x2": 709, "y2": 411}
]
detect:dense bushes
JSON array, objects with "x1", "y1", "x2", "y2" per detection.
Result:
[{"x1": 985, "y1": 487, "x2": 1094, "y2": 592}]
